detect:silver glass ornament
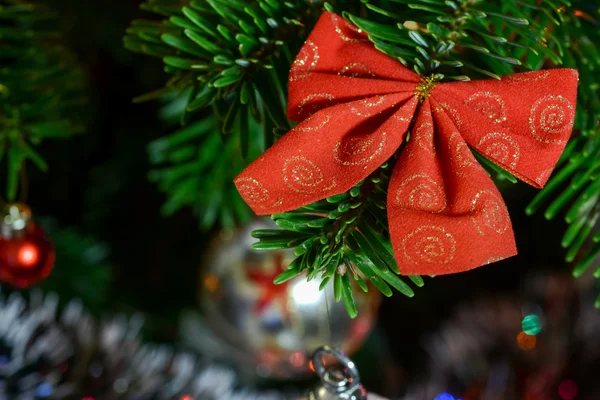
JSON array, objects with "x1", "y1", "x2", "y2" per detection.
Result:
[{"x1": 189, "y1": 219, "x2": 380, "y2": 380}]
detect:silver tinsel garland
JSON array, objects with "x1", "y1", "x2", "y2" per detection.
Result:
[{"x1": 0, "y1": 288, "x2": 287, "y2": 400}]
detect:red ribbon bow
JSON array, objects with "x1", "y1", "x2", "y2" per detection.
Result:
[{"x1": 235, "y1": 12, "x2": 578, "y2": 276}]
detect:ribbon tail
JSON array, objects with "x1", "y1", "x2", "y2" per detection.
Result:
[
  {"x1": 388, "y1": 100, "x2": 517, "y2": 276},
  {"x1": 235, "y1": 94, "x2": 417, "y2": 215}
]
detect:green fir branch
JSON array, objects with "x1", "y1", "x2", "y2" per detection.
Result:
[
  {"x1": 342, "y1": 0, "x2": 568, "y2": 79},
  {"x1": 124, "y1": 0, "x2": 327, "y2": 230},
  {"x1": 148, "y1": 104, "x2": 263, "y2": 230},
  {"x1": 525, "y1": 3, "x2": 600, "y2": 306},
  {"x1": 124, "y1": 0, "x2": 326, "y2": 138},
  {"x1": 252, "y1": 159, "x2": 425, "y2": 318},
  {"x1": 527, "y1": 132, "x2": 600, "y2": 306},
  {"x1": 0, "y1": 0, "x2": 87, "y2": 201}
]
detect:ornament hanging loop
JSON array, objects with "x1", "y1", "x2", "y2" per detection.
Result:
[{"x1": 309, "y1": 346, "x2": 367, "y2": 400}]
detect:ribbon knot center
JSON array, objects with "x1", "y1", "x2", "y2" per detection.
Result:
[{"x1": 416, "y1": 75, "x2": 437, "y2": 102}]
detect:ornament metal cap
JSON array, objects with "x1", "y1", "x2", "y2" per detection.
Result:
[
  {"x1": 1, "y1": 203, "x2": 32, "y2": 239},
  {"x1": 308, "y1": 346, "x2": 367, "y2": 400}
]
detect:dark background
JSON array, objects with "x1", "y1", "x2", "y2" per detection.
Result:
[{"x1": 25, "y1": 0, "x2": 578, "y2": 394}]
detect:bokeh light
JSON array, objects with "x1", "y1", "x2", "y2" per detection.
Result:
[
  {"x1": 17, "y1": 243, "x2": 39, "y2": 267},
  {"x1": 204, "y1": 274, "x2": 220, "y2": 292},
  {"x1": 35, "y1": 383, "x2": 52, "y2": 398},
  {"x1": 558, "y1": 380, "x2": 578, "y2": 400},
  {"x1": 517, "y1": 331, "x2": 536, "y2": 350},
  {"x1": 521, "y1": 314, "x2": 543, "y2": 335},
  {"x1": 434, "y1": 393, "x2": 455, "y2": 400},
  {"x1": 289, "y1": 351, "x2": 305, "y2": 368}
]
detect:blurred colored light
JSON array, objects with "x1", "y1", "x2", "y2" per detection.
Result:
[
  {"x1": 574, "y1": 10, "x2": 596, "y2": 22},
  {"x1": 180, "y1": 396, "x2": 193, "y2": 400},
  {"x1": 289, "y1": 351, "x2": 305, "y2": 368},
  {"x1": 17, "y1": 243, "x2": 39, "y2": 267},
  {"x1": 36, "y1": 383, "x2": 53, "y2": 398},
  {"x1": 558, "y1": 380, "x2": 578, "y2": 400},
  {"x1": 517, "y1": 331, "x2": 536, "y2": 351},
  {"x1": 204, "y1": 274, "x2": 220, "y2": 292},
  {"x1": 434, "y1": 393, "x2": 455, "y2": 400},
  {"x1": 521, "y1": 314, "x2": 542, "y2": 335}
]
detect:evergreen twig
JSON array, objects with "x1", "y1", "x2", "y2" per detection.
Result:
[
  {"x1": 525, "y1": 4, "x2": 600, "y2": 306},
  {"x1": 0, "y1": 0, "x2": 87, "y2": 201}
]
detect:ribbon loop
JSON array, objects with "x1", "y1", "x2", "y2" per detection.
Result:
[{"x1": 431, "y1": 70, "x2": 578, "y2": 187}]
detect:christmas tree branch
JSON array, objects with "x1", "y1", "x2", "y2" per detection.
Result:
[
  {"x1": 124, "y1": 0, "x2": 326, "y2": 139},
  {"x1": 525, "y1": 3, "x2": 600, "y2": 306},
  {"x1": 0, "y1": 0, "x2": 87, "y2": 201},
  {"x1": 341, "y1": 0, "x2": 567, "y2": 80},
  {"x1": 124, "y1": 0, "x2": 331, "y2": 228},
  {"x1": 251, "y1": 159, "x2": 424, "y2": 318},
  {"x1": 147, "y1": 109, "x2": 263, "y2": 229}
]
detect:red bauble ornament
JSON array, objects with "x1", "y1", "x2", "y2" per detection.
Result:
[{"x1": 0, "y1": 203, "x2": 55, "y2": 288}]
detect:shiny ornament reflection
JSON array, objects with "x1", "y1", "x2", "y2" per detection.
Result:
[
  {"x1": 196, "y1": 220, "x2": 380, "y2": 379},
  {"x1": 0, "y1": 203, "x2": 55, "y2": 288}
]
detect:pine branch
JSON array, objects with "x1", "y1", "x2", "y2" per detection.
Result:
[
  {"x1": 147, "y1": 108, "x2": 263, "y2": 229},
  {"x1": 341, "y1": 0, "x2": 568, "y2": 79},
  {"x1": 124, "y1": 0, "x2": 326, "y2": 142},
  {"x1": 0, "y1": 0, "x2": 87, "y2": 201},
  {"x1": 252, "y1": 159, "x2": 424, "y2": 318},
  {"x1": 525, "y1": 3, "x2": 600, "y2": 306},
  {"x1": 124, "y1": 0, "x2": 329, "y2": 229}
]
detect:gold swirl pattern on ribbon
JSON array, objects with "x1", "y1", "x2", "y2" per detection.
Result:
[
  {"x1": 332, "y1": 14, "x2": 369, "y2": 43},
  {"x1": 334, "y1": 132, "x2": 387, "y2": 166},
  {"x1": 395, "y1": 173, "x2": 446, "y2": 213},
  {"x1": 298, "y1": 93, "x2": 336, "y2": 115},
  {"x1": 470, "y1": 190, "x2": 509, "y2": 236},
  {"x1": 402, "y1": 225, "x2": 456, "y2": 264},
  {"x1": 338, "y1": 62, "x2": 376, "y2": 78},
  {"x1": 415, "y1": 122, "x2": 436, "y2": 156},
  {"x1": 282, "y1": 156, "x2": 337, "y2": 194},
  {"x1": 449, "y1": 132, "x2": 476, "y2": 175},
  {"x1": 298, "y1": 114, "x2": 332, "y2": 133},
  {"x1": 530, "y1": 95, "x2": 575, "y2": 145},
  {"x1": 349, "y1": 95, "x2": 387, "y2": 117},
  {"x1": 535, "y1": 168, "x2": 554, "y2": 186},
  {"x1": 486, "y1": 256, "x2": 505, "y2": 264},
  {"x1": 236, "y1": 178, "x2": 283, "y2": 210},
  {"x1": 464, "y1": 92, "x2": 507, "y2": 124},
  {"x1": 433, "y1": 102, "x2": 462, "y2": 129},
  {"x1": 506, "y1": 70, "x2": 550, "y2": 82},
  {"x1": 292, "y1": 40, "x2": 319, "y2": 70},
  {"x1": 478, "y1": 132, "x2": 520, "y2": 169},
  {"x1": 289, "y1": 71, "x2": 312, "y2": 82}
]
